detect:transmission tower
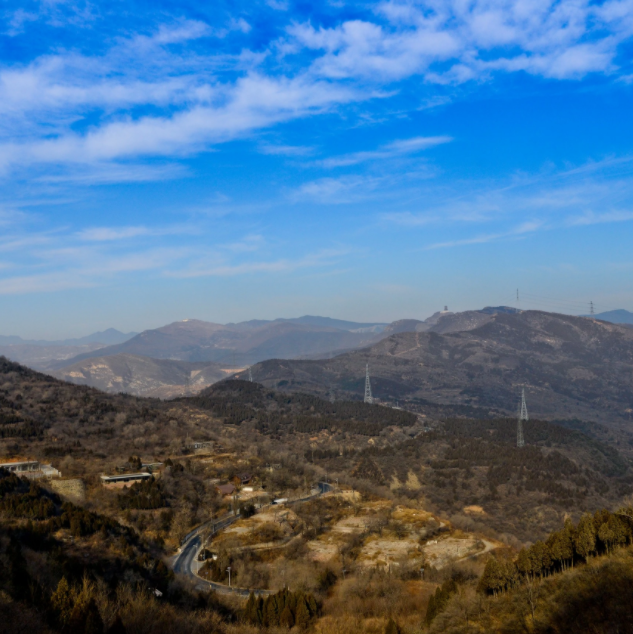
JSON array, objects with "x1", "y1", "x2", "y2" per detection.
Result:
[
  {"x1": 364, "y1": 364, "x2": 373, "y2": 404},
  {"x1": 248, "y1": 367, "x2": 253, "y2": 382},
  {"x1": 517, "y1": 387, "x2": 528, "y2": 448},
  {"x1": 590, "y1": 301, "x2": 595, "y2": 315}
]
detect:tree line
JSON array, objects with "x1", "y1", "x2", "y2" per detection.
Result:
[
  {"x1": 243, "y1": 589, "x2": 318, "y2": 628},
  {"x1": 478, "y1": 507, "x2": 633, "y2": 596}
]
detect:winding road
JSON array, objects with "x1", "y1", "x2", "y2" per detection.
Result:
[{"x1": 171, "y1": 482, "x2": 333, "y2": 595}]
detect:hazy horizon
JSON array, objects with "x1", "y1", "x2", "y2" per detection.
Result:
[{"x1": 2, "y1": 1, "x2": 633, "y2": 339}]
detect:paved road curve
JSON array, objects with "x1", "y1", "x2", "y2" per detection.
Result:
[{"x1": 171, "y1": 482, "x2": 333, "y2": 594}]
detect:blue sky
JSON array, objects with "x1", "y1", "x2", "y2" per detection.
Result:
[{"x1": 1, "y1": 0, "x2": 633, "y2": 338}]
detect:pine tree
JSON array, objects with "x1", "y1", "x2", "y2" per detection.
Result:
[
  {"x1": 306, "y1": 593, "x2": 318, "y2": 616},
  {"x1": 51, "y1": 577, "x2": 76, "y2": 629},
  {"x1": 562, "y1": 519, "x2": 576, "y2": 568},
  {"x1": 516, "y1": 548, "x2": 533, "y2": 579},
  {"x1": 478, "y1": 557, "x2": 504, "y2": 595},
  {"x1": 575, "y1": 513, "x2": 597, "y2": 562},
  {"x1": 529, "y1": 541, "x2": 552, "y2": 577},
  {"x1": 264, "y1": 594, "x2": 280, "y2": 627},
  {"x1": 547, "y1": 530, "x2": 565, "y2": 571},
  {"x1": 244, "y1": 593, "x2": 258, "y2": 624},
  {"x1": 425, "y1": 594, "x2": 436, "y2": 625},
  {"x1": 279, "y1": 606, "x2": 295, "y2": 629},
  {"x1": 295, "y1": 599, "x2": 311, "y2": 628},
  {"x1": 384, "y1": 618, "x2": 401, "y2": 634}
]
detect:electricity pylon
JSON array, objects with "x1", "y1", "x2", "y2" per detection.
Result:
[
  {"x1": 517, "y1": 387, "x2": 528, "y2": 448},
  {"x1": 364, "y1": 364, "x2": 373, "y2": 404},
  {"x1": 248, "y1": 367, "x2": 253, "y2": 382}
]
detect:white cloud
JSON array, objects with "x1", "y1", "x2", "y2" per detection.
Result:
[
  {"x1": 292, "y1": 175, "x2": 382, "y2": 203},
  {"x1": 172, "y1": 247, "x2": 349, "y2": 278},
  {"x1": 77, "y1": 226, "x2": 157, "y2": 241},
  {"x1": 425, "y1": 219, "x2": 544, "y2": 249},
  {"x1": 0, "y1": 72, "x2": 358, "y2": 171},
  {"x1": 286, "y1": 1, "x2": 633, "y2": 83},
  {"x1": 320, "y1": 135, "x2": 452, "y2": 168},
  {"x1": 0, "y1": 2, "x2": 632, "y2": 186},
  {"x1": 566, "y1": 210, "x2": 633, "y2": 226},
  {"x1": 259, "y1": 144, "x2": 315, "y2": 156}
]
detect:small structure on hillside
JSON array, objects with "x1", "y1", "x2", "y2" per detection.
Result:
[
  {"x1": 0, "y1": 459, "x2": 61, "y2": 480},
  {"x1": 216, "y1": 483, "x2": 236, "y2": 497},
  {"x1": 237, "y1": 473, "x2": 253, "y2": 486},
  {"x1": 188, "y1": 441, "x2": 214, "y2": 452},
  {"x1": 101, "y1": 473, "x2": 152, "y2": 488}
]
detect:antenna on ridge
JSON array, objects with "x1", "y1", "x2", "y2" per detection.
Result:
[
  {"x1": 590, "y1": 301, "x2": 595, "y2": 316},
  {"x1": 516, "y1": 288, "x2": 520, "y2": 310},
  {"x1": 364, "y1": 364, "x2": 373, "y2": 404},
  {"x1": 517, "y1": 387, "x2": 528, "y2": 448},
  {"x1": 248, "y1": 367, "x2": 253, "y2": 382}
]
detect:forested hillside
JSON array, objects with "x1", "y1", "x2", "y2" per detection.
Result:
[
  {"x1": 3, "y1": 354, "x2": 633, "y2": 632},
  {"x1": 305, "y1": 415, "x2": 633, "y2": 541},
  {"x1": 185, "y1": 380, "x2": 417, "y2": 436}
]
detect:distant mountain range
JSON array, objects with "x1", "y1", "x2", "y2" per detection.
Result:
[
  {"x1": 248, "y1": 309, "x2": 633, "y2": 426},
  {"x1": 36, "y1": 308, "x2": 532, "y2": 396},
  {"x1": 0, "y1": 328, "x2": 137, "y2": 347},
  {"x1": 48, "y1": 317, "x2": 390, "y2": 370},
  {"x1": 0, "y1": 329, "x2": 138, "y2": 372},
  {"x1": 3, "y1": 309, "x2": 633, "y2": 404},
  {"x1": 52, "y1": 353, "x2": 230, "y2": 398}
]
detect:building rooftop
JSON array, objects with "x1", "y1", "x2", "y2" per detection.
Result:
[{"x1": 101, "y1": 473, "x2": 153, "y2": 483}]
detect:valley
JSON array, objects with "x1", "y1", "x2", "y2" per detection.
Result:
[{"x1": 1, "y1": 308, "x2": 633, "y2": 633}]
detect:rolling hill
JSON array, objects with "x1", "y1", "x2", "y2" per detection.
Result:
[
  {"x1": 247, "y1": 310, "x2": 633, "y2": 426},
  {"x1": 52, "y1": 317, "x2": 389, "y2": 369}
]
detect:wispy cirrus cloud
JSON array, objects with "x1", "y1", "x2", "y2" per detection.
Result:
[
  {"x1": 367, "y1": 154, "x2": 633, "y2": 253},
  {"x1": 76, "y1": 224, "x2": 197, "y2": 241},
  {"x1": 1, "y1": 1, "x2": 632, "y2": 186},
  {"x1": 171, "y1": 247, "x2": 350, "y2": 278},
  {"x1": 259, "y1": 143, "x2": 315, "y2": 156},
  {"x1": 566, "y1": 210, "x2": 633, "y2": 226},
  {"x1": 291, "y1": 174, "x2": 383, "y2": 204},
  {"x1": 424, "y1": 219, "x2": 545, "y2": 249},
  {"x1": 320, "y1": 135, "x2": 452, "y2": 168}
]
